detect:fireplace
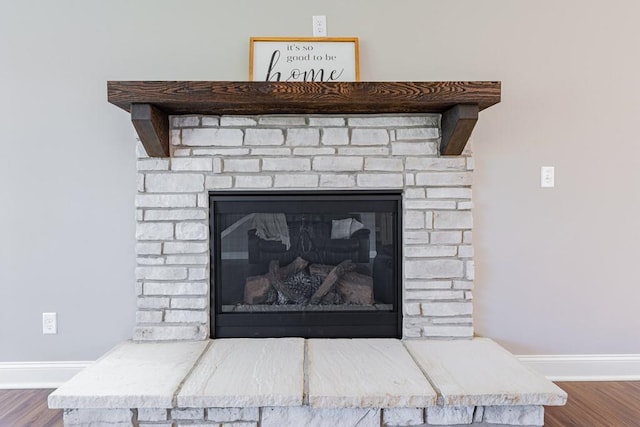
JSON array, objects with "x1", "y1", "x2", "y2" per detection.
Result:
[
  {"x1": 50, "y1": 81, "x2": 569, "y2": 427},
  {"x1": 130, "y1": 109, "x2": 476, "y2": 342},
  {"x1": 111, "y1": 81, "x2": 502, "y2": 342},
  {"x1": 210, "y1": 191, "x2": 402, "y2": 338}
]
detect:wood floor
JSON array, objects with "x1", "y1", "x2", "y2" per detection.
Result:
[
  {"x1": 0, "y1": 382, "x2": 638, "y2": 426},
  {"x1": 0, "y1": 389, "x2": 61, "y2": 427},
  {"x1": 545, "y1": 381, "x2": 640, "y2": 426}
]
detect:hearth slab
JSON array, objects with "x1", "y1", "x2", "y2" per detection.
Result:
[
  {"x1": 177, "y1": 338, "x2": 305, "y2": 407},
  {"x1": 48, "y1": 337, "x2": 565, "y2": 418},
  {"x1": 307, "y1": 339, "x2": 437, "y2": 408},
  {"x1": 48, "y1": 340, "x2": 208, "y2": 409},
  {"x1": 405, "y1": 338, "x2": 568, "y2": 407}
]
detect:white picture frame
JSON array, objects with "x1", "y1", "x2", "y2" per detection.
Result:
[{"x1": 249, "y1": 37, "x2": 360, "y2": 82}]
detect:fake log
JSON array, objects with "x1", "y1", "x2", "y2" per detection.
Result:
[
  {"x1": 336, "y1": 272, "x2": 374, "y2": 305},
  {"x1": 267, "y1": 260, "x2": 307, "y2": 304},
  {"x1": 279, "y1": 256, "x2": 309, "y2": 278},
  {"x1": 244, "y1": 275, "x2": 271, "y2": 304},
  {"x1": 244, "y1": 257, "x2": 309, "y2": 304},
  {"x1": 244, "y1": 257, "x2": 372, "y2": 306},
  {"x1": 309, "y1": 264, "x2": 333, "y2": 280},
  {"x1": 309, "y1": 260, "x2": 356, "y2": 304}
]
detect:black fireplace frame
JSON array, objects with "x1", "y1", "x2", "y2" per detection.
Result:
[{"x1": 209, "y1": 190, "x2": 403, "y2": 339}]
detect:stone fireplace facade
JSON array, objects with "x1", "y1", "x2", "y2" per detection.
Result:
[
  {"x1": 134, "y1": 113, "x2": 474, "y2": 341},
  {"x1": 52, "y1": 83, "x2": 567, "y2": 427}
]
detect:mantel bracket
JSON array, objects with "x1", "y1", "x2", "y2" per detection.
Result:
[
  {"x1": 440, "y1": 104, "x2": 479, "y2": 156},
  {"x1": 131, "y1": 104, "x2": 170, "y2": 157}
]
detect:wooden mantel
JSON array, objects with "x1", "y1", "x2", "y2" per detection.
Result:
[{"x1": 107, "y1": 81, "x2": 500, "y2": 157}]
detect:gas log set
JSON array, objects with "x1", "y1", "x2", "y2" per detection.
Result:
[{"x1": 243, "y1": 257, "x2": 374, "y2": 307}]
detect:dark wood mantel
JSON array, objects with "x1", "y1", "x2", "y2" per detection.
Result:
[{"x1": 107, "y1": 81, "x2": 501, "y2": 157}]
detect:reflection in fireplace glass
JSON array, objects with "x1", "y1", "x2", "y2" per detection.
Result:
[{"x1": 212, "y1": 193, "x2": 400, "y2": 313}]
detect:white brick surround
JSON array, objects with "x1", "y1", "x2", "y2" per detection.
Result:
[{"x1": 134, "y1": 114, "x2": 474, "y2": 341}]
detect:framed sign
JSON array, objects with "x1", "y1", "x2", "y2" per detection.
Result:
[{"x1": 250, "y1": 37, "x2": 359, "y2": 82}]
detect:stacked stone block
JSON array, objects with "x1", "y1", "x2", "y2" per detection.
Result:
[
  {"x1": 135, "y1": 114, "x2": 475, "y2": 341},
  {"x1": 65, "y1": 405, "x2": 543, "y2": 426}
]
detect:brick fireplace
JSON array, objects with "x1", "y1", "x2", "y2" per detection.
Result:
[{"x1": 134, "y1": 112, "x2": 475, "y2": 341}]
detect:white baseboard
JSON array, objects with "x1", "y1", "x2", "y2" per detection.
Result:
[
  {"x1": 517, "y1": 354, "x2": 640, "y2": 381},
  {"x1": 1, "y1": 355, "x2": 639, "y2": 389},
  {"x1": 0, "y1": 361, "x2": 92, "y2": 389}
]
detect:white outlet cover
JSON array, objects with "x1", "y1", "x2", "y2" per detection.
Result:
[
  {"x1": 313, "y1": 15, "x2": 327, "y2": 37},
  {"x1": 43, "y1": 312, "x2": 57, "y2": 334},
  {"x1": 541, "y1": 166, "x2": 555, "y2": 188}
]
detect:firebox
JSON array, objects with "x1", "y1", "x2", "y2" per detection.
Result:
[{"x1": 210, "y1": 191, "x2": 402, "y2": 338}]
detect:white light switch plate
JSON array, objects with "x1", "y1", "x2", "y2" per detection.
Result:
[{"x1": 541, "y1": 166, "x2": 555, "y2": 188}]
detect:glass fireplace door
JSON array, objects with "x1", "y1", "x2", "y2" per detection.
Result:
[{"x1": 210, "y1": 191, "x2": 401, "y2": 338}]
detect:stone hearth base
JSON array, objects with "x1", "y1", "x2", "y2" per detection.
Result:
[{"x1": 49, "y1": 338, "x2": 566, "y2": 427}]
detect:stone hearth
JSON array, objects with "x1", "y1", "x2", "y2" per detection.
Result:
[{"x1": 49, "y1": 338, "x2": 566, "y2": 426}]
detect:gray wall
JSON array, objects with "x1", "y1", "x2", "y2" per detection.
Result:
[{"x1": 1, "y1": 0, "x2": 638, "y2": 361}]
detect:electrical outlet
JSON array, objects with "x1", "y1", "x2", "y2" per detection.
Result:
[
  {"x1": 42, "y1": 312, "x2": 57, "y2": 334},
  {"x1": 313, "y1": 15, "x2": 327, "y2": 37},
  {"x1": 541, "y1": 166, "x2": 555, "y2": 188}
]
